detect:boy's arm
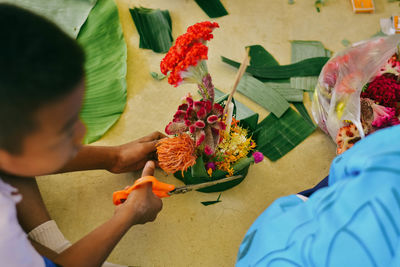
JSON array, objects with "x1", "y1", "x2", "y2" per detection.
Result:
[
  {"x1": 53, "y1": 161, "x2": 162, "y2": 267},
  {"x1": 58, "y1": 131, "x2": 165, "y2": 174}
]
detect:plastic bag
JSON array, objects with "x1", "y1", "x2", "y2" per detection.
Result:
[{"x1": 312, "y1": 35, "x2": 400, "y2": 144}]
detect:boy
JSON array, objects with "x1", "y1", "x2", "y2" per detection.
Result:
[{"x1": 0, "y1": 4, "x2": 163, "y2": 267}]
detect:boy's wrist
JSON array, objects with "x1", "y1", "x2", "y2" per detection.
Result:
[{"x1": 113, "y1": 205, "x2": 139, "y2": 227}]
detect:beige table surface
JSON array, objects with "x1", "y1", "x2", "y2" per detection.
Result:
[{"x1": 37, "y1": 0, "x2": 399, "y2": 266}]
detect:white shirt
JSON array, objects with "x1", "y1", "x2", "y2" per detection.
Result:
[{"x1": 0, "y1": 178, "x2": 45, "y2": 267}]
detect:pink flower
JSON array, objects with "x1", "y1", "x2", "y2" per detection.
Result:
[
  {"x1": 197, "y1": 107, "x2": 207, "y2": 119},
  {"x1": 252, "y1": 152, "x2": 264, "y2": 163},
  {"x1": 195, "y1": 130, "x2": 205, "y2": 146},
  {"x1": 204, "y1": 145, "x2": 213, "y2": 155},
  {"x1": 205, "y1": 162, "x2": 216, "y2": 171},
  {"x1": 207, "y1": 115, "x2": 218, "y2": 124},
  {"x1": 195, "y1": 120, "x2": 206, "y2": 128},
  {"x1": 371, "y1": 102, "x2": 397, "y2": 128},
  {"x1": 165, "y1": 121, "x2": 187, "y2": 135}
]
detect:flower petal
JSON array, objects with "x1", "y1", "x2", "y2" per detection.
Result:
[
  {"x1": 195, "y1": 120, "x2": 206, "y2": 128},
  {"x1": 197, "y1": 107, "x2": 207, "y2": 120},
  {"x1": 173, "y1": 110, "x2": 186, "y2": 122},
  {"x1": 204, "y1": 100, "x2": 212, "y2": 113},
  {"x1": 189, "y1": 125, "x2": 196, "y2": 134},
  {"x1": 165, "y1": 121, "x2": 187, "y2": 135},
  {"x1": 207, "y1": 115, "x2": 218, "y2": 124},
  {"x1": 194, "y1": 101, "x2": 205, "y2": 112},
  {"x1": 178, "y1": 103, "x2": 189, "y2": 111},
  {"x1": 195, "y1": 130, "x2": 206, "y2": 146},
  {"x1": 212, "y1": 103, "x2": 224, "y2": 117}
]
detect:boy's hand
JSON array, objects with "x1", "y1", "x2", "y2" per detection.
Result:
[
  {"x1": 110, "y1": 131, "x2": 166, "y2": 174},
  {"x1": 114, "y1": 161, "x2": 163, "y2": 226}
]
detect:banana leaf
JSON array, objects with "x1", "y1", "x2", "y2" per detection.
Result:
[
  {"x1": 237, "y1": 74, "x2": 290, "y2": 118},
  {"x1": 221, "y1": 56, "x2": 330, "y2": 79},
  {"x1": 174, "y1": 156, "x2": 253, "y2": 193},
  {"x1": 129, "y1": 7, "x2": 173, "y2": 53},
  {"x1": 254, "y1": 108, "x2": 316, "y2": 161},
  {"x1": 194, "y1": 0, "x2": 228, "y2": 18},
  {"x1": 5, "y1": 0, "x2": 96, "y2": 38},
  {"x1": 290, "y1": 41, "x2": 331, "y2": 98},
  {"x1": 247, "y1": 45, "x2": 289, "y2": 83},
  {"x1": 293, "y1": 102, "x2": 315, "y2": 127},
  {"x1": 77, "y1": 0, "x2": 127, "y2": 144}
]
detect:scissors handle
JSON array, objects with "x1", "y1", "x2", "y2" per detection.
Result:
[{"x1": 113, "y1": 176, "x2": 176, "y2": 205}]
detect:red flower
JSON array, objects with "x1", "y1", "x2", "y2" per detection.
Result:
[
  {"x1": 160, "y1": 21, "x2": 219, "y2": 87},
  {"x1": 361, "y1": 74, "x2": 400, "y2": 108}
]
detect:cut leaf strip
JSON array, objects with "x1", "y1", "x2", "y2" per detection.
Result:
[
  {"x1": 237, "y1": 74, "x2": 290, "y2": 117},
  {"x1": 293, "y1": 102, "x2": 315, "y2": 126},
  {"x1": 194, "y1": 0, "x2": 228, "y2": 18},
  {"x1": 222, "y1": 56, "x2": 329, "y2": 79},
  {"x1": 129, "y1": 7, "x2": 173, "y2": 53}
]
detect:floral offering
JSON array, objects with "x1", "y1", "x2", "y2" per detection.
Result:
[{"x1": 156, "y1": 21, "x2": 263, "y2": 192}]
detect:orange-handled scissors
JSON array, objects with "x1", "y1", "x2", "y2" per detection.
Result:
[{"x1": 113, "y1": 175, "x2": 243, "y2": 205}]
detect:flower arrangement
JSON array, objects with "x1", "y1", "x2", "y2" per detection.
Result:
[
  {"x1": 156, "y1": 21, "x2": 263, "y2": 192},
  {"x1": 312, "y1": 36, "x2": 400, "y2": 154}
]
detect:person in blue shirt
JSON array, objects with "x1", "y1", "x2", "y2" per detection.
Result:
[{"x1": 237, "y1": 125, "x2": 400, "y2": 266}]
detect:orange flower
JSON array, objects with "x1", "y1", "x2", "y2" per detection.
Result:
[{"x1": 156, "y1": 134, "x2": 197, "y2": 174}]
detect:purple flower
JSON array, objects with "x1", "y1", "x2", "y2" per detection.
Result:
[
  {"x1": 253, "y1": 152, "x2": 264, "y2": 163},
  {"x1": 205, "y1": 162, "x2": 216, "y2": 171}
]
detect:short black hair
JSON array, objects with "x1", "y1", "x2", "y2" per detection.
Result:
[{"x1": 0, "y1": 4, "x2": 85, "y2": 154}]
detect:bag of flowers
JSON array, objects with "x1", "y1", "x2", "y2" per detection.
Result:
[{"x1": 312, "y1": 35, "x2": 400, "y2": 154}]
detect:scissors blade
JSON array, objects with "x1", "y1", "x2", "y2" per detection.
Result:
[{"x1": 168, "y1": 175, "x2": 243, "y2": 195}]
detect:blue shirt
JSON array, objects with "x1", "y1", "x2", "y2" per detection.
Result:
[{"x1": 237, "y1": 125, "x2": 400, "y2": 267}]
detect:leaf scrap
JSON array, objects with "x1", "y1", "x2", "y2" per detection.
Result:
[
  {"x1": 129, "y1": 7, "x2": 173, "y2": 53},
  {"x1": 150, "y1": 71, "x2": 166, "y2": 80},
  {"x1": 194, "y1": 0, "x2": 228, "y2": 18},
  {"x1": 201, "y1": 193, "x2": 222, "y2": 206},
  {"x1": 237, "y1": 74, "x2": 290, "y2": 118}
]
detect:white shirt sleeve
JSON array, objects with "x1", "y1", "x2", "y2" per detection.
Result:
[{"x1": 0, "y1": 178, "x2": 45, "y2": 267}]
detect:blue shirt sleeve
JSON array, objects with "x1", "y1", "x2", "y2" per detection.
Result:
[{"x1": 237, "y1": 125, "x2": 400, "y2": 267}]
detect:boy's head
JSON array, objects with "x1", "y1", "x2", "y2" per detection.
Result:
[{"x1": 0, "y1": 4, "x2": 86, "y2": 176}]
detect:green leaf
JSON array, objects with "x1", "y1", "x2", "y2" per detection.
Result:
[
  {"x1": 293, "y1": 102, "x2": 315, "y2": 126},
  {"x1": 129, "y1": 7, "x2": 173, "y2": 53},
  {"x1": 201, "y1": 193, "x2": 222, "y2": 206},
  {"x1": 237, "y1": 74, "x2": 290, "y2": 117},
  {"x1": 191, "y1": 155, "x2": 209, "y2": 178},
  {"x1": 247, "y1": 45, "x2": 279, "y2": 67},
  {"x1": 150, "y1": 71, "x2": 166, "y2": 80},
  {"x1": 222, "y1": 56, "x2": 330, "y2": 79},
  {"x1": 290, "y1": 41, "x2": 330, "y2": 99},
  {"x1": 341, "y1": 39, "x2": 351, "y2": 47},
  {"x1": 7, "y1": 0, "x2": 97, "y2": 38},
  {"x1": 194, "y1": 0, "x2": 228, "y2": 18},
  {"x1": 255, "y1": 108, "x2": 316, "y2": 161},
  {"x1": 265, "y1": 82, "x2": 304, "y2": 102},
  {"x1": 290, "y1": 41, "x2": 331, "y2": 63},
  {"x1": 77, "y1": 0, "x2": 127, "y2": 144}
]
